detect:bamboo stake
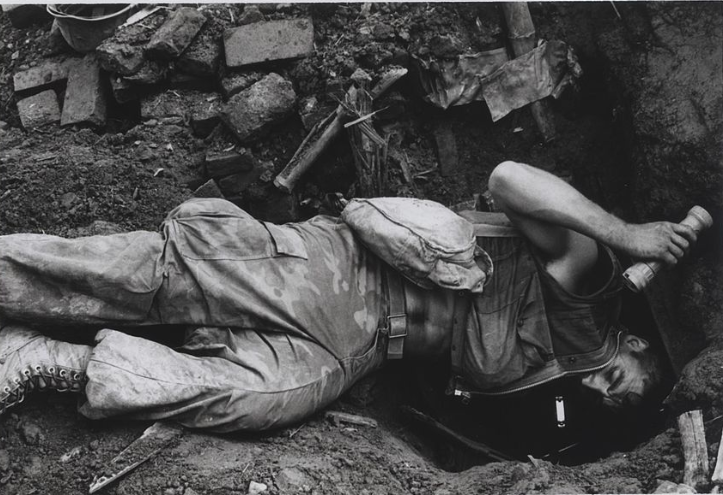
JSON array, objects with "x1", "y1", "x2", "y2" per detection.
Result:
[
  {"x1": 274, "y1": 68, "x2": 407, "y2": 193},
  {"x1": 711, "y1": 425, "x2": 723, "y2": 484},
  {"x1": 500, "y1": 3, "x2": 556, "y2": 142},
  {"x1": 678, "y1": 410, "x2": 709, "y2": 489}
]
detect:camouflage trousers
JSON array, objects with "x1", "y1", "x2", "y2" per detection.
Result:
[{"x1": 0, "y1": 199, "x2": 387, "y2": 431}]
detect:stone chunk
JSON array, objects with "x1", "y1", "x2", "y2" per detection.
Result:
[
  {"x1": 145, "y1": 7, "x2": 207, "y2": 60},
  {"x1": 61, "y1": 54, "x2": 107, "y2": 127},
  {"x1": 221, "y1": 73, "x2": 296, "y2": 143},
  {"x1": 238, "y1": 5, "x2": 264, "y2": 26},
  {"x1": 17, "y1": 90, "x2": 61, "y2": 129},
  {"x1": 96, "y1": 42, "x2": 145, "y2": 76},
  {"x1": 13, "y1": 61, "x2": 71, "y2": 93},
  {"x1": 220, "y1": 71, "x2": 265, "y2": 100},
  {"x1": 177, "y1": 34, "x2": 221, "y2": 77},
  {"x1": 224, "y1": 18, "x2": 314, "y2": 68},
  {"x1": 2, "y1": 4, "x2": 50, "y2": 28},
  {"x1": 205, "y1": 149, "x2": 256, "y2": 178}
]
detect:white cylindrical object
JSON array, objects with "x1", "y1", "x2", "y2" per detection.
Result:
[{"x1": 623, "y1": 206, "x2": 713, "y2": 292}]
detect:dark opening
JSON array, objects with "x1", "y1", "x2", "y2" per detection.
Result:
[{"x1": 385, "y1": 288, "x2": 674, "y2": 472}]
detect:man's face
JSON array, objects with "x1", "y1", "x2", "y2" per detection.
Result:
[{"x1": 580, "y1": 334, "x2": 650, "y2": 410}]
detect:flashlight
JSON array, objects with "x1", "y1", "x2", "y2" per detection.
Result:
[{"x1": 623, "y1": 206, "x2": 713, "y2": 293}]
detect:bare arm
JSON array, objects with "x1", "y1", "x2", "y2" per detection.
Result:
[{"x1": 488, "y1": 161, "x2": 697, "y2": 290}]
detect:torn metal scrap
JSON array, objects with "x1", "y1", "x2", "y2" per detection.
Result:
[
  {"x1": 88, "y1": 421, "x2": 184, "y2": 494},
  {"x1": 413, "y1": 40, "x2": 582, "y2": 121}
]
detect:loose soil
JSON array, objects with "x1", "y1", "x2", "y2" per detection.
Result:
[{"x1": 0, "y1": 3, "x2": 721, "y2": 495}]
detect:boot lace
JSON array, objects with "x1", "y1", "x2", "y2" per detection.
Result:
[{"x1": 1, "y1": 365, "x2": 86, "y2": 414}]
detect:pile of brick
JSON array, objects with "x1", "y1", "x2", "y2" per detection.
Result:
[{"x1": 11, "y1": 5, "x2": 315, "y2": 207}]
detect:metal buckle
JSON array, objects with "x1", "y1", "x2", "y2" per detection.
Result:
[{"x1": 386, "y1": 314, "x2": 407, "y2": 338}]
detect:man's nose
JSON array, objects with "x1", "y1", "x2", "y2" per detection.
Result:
[{"x1": 581, "y1": 374, "x2": 610, "y2": 397}]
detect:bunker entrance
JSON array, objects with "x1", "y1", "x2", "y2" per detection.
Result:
[{"x1": 390, "y1": 288, "x2": 675, "y2": 470}]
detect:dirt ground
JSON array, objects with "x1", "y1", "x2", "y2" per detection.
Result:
[{"x1": 0, "y1": 3, "x2": 722, "y2": 495}]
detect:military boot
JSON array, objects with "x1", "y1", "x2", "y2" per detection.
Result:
[{"x1": 0, "y1": 324, "x2": 93, "y2": 415}]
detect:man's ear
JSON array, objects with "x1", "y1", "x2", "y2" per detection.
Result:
[{"x1": 624, "y1": 334, "x2": 649, "y2": 352}]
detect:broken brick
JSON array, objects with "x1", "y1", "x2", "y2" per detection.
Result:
[
  {"x1": 17, "y1": 90, "x2": 61, "y2": 129},
  {"x1": 220, "y1": 71, "x2": 265, "y2": 100},
  {"x1": 145, "y1": 7, "x2": 207, "y2": 60},
  {"x1": 176, "y1": 34, "x2": 221, "y2": 77},
  {"x1": 2, "y1": 4, "x2": 50, "y2": 28},
  {"x1": 193, "y1": 179, "x2": 225, "y2": 199},
  {"x1": 433, "y1": 123, "x2": 459, "y2": 177},
  {"x1": 221, "y1": 73, "x2": 296, "y2": 143},
  {"x1": 96, "y1": 42, "x2": 145, "y2": 76},
  {"x1": 223, "y1": 18, "x2": 314, "y2": 68},
  {"x1": 61, "y1": 54, "x2": 107, "y2": 128},
  {"x1": 13, "y1": 60, "x2": 71, "y2": 94},
  {"x1": 205, "y1": 149, "x2": 256, "y2": 179}
]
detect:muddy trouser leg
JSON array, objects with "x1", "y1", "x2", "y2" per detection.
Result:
[
  {"x1": 80, "y1": 327, "x2": 385, "y2": 432},
  {"x1": 0, "y1": 232, "x2": 165, "y2": 326}
]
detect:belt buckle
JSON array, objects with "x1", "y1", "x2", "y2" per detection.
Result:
[{"x1": 386, "y1": 313, "x2": 407, "y2": 338}]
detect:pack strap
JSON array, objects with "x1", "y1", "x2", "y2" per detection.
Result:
[{"x1": 385, "y1": 269, "x2": 407, "y2": 360}]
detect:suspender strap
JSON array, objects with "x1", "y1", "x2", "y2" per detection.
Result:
[
  {"x1": 385, "y1": 269, "x2": 407, "y2": 360},
  {"x1": 456, "y1": 211, "x2": 521, "y2": 238}
]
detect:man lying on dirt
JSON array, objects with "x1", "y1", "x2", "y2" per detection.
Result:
[{"x1": 0, "y1": 161, "x2": 698, "y2": 431}]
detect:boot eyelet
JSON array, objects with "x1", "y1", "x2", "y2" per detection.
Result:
[
  {"x1": 59, "y1": 369, "x2": 68, "y2": 378},
  {"x1": 73, "y1": 373, "x2": 82, "y2": 381},
  {"x1": 23, "y1": 369, "x2": 32, "y2": 377},
  {"x1": 3, "y1": 387, "x2": 10, "y2": 393},
  {"x1": 34, "y1": 365, "x2": 42, "y2": 372},
  {"x1": 47, "y1": 366, "x2": 56, "y2": 373},
  {"x1": 13, "y1": 378, "x2": 22, "y2": 384}
]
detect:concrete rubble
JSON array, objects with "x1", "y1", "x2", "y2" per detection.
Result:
[{"x1": 8, "y1": 3, "x2": 584, "y2": 224}]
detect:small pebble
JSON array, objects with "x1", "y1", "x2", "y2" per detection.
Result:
[{"x1": 248, "y1": 481, "x2": 268, "y2": 495}]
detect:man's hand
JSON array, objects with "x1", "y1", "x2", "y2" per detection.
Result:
[{"x1": 614, "y1": 221, "x2": 698, "y2": 267}]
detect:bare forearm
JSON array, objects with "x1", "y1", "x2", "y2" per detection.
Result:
[
  {"x1": 488, "y1": 161, "x2": 630, "y2": 248},
  {"x1": 488, "y1": 161, "x2": 697, "y2": 265}
]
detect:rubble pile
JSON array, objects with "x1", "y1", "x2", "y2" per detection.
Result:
[{"x1": 5, "y1": 3, "x2": 584, "y2": 224}]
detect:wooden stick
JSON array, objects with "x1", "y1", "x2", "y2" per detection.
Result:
[
  {"x1": 325, "y1": 410, "x2": 378, "y2": 428},
  {"x1": 274, "y1": 67, "x2": 407, "y2": 193},
  {"x1": 500, "y1": 3, "x2": 556, "y2": 142},
  {"x1": 711, "y1": 424, "x2": 723, "y2": 483},
  {"x1": 402, "y1": 406, "x2": 514, "y2": 462},
  {"x1": 677, "y1": 410, "x2": 709, "y2": 489}
]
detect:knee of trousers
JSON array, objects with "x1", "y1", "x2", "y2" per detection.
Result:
[{"x1": 79, "y1": 330, "x2": 352, "y2": 432}]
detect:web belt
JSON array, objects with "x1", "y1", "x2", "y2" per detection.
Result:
[{"x1": 385, "y1": 269, "x2": 407, "y2": 360}]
